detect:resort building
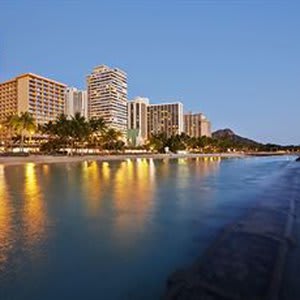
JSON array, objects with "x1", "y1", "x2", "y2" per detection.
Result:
[
  {"x1": 0, "y1": 73, "x2": 66, "y2": 125},
  {"x1": 184, "y1": 112, "x2": 212, "y2": 137},
  {"x1": 127, "y1": 97, "x2": 149, "y2": 146},
  {"x1": 65, "y1": 87, "x2": 88, "y2": 119},
  {"x1": 147, "y1": 102, "x2": 184, "y2": 138},
  {"x1": 87, "y1": 65, "x2": 128, "y2": 135}
]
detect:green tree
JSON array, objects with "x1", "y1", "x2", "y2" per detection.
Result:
[
  {"x1": 166, "y1": 134, "x2": 186, "y2": 152},
  {"x1": 2, "y1": 114, "x2": 19, "y2": 150},
  {"x1": 148, "y1": 133, "x2": 168, "y2": 153},
  {"x1": 4, "y1": 112, "x2": 36, "y2": 152},
  {"x1": 69, "y1": 112, "x2": 89, "y2": 154},
  {"x1": 18, "y1": 112, "x2": 36, "y2": 152},
  {"x1": 88, "y1": 117, "x2": 107, "y2": 148},
  {"x1": 41, "y1": 114, "x2": 71, "y2": 153},
  {"x1": 102, "y1": 128, "x2": 123, "y2": 150}
]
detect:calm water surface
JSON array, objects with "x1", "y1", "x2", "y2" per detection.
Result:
[{"x1": 0, "y1": 156, "x2": 294, "y2": 299}]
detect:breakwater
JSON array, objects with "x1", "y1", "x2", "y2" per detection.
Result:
[{"x1": 164, "y1": 161, "x2": 300, "y2": 300}]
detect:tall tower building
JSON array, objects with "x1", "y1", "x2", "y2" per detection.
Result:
[
  {"x1": 65, "y1": 87, "x2": 88, "y2": 119},
  {"x1": 184, "y1": 112, "x2": 212, "y2": 137},
  {"x1": 127, "y1": 97, "x2": 149, "y2": 145},
  {"x1": 0, "y1": 73, "x2": 66, "y2": 125},
  {"x1": 147, "y1": 102, "x2": 184, "y2": 138},
  {"x1": 87, "y1": 65, "x2": 128, "y2": 135}
]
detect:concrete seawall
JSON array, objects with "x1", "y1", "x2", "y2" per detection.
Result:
[{"x1": 164, "y1": 161, "x2": 300, "y2": 300}]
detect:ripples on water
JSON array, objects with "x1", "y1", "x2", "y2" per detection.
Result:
[{"x1": 0, "y1": 156, "x2": 295, "y2": 300}]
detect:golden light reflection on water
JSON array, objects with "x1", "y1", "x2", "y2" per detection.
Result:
[
  {"x1": 23, "y1": 163, "x2": 47, "y2": 248},
  {"x1": 194, "y1": 157, "x2": 221, "y2": 178},
  {"x1": 0, "y1": 158, "x2": 223, "y2": 264},
  {"x1": 82, "y1": 161, "x2": 102, "y2": 214},
  {"x1": 0, "y1": 165, "x2": 12, "y2": 267},
  {"x1": 111, "y1": 158, "x2": 222, "y2": 245},
  {"x1": 135, "y1": 158, "x2": 155, "y2": 216},
  {"x1": 174, "y1": 158, "x2": 220, "y2": 191},
  {"x1": 113, "y1": 159, "x2": 156, "y2": 243},
  {"x1": 42, "y1": 164, "x2": 49, "y2": 175},
  {"x1": 102, "y1": 162, "x2": 110, "y2": 183}
]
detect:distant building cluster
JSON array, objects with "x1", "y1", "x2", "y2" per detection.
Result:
[{"x1": 0, "y1": 65, "x2": 211, "y2": 145}]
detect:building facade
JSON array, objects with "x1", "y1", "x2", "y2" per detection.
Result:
[
  {"x1": 127, "y1": 97, "x2": 149, "y2": 146},
  {"x1": 184, "y1": 112, "x2": 212, "y2": 137},
  {"x1": 147, "y1": 102, "x2": 184, "y2": 138},
  {"x1": 0, "y1": 73, "x2": 66, "y2": 125},
  {"x1": 87, "y1": 65, "x2": 128, "y2": 135},
  {"x1": 65, "y1": 87, "x2": 88, "y2": 119}
]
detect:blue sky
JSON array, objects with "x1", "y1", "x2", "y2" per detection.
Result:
[{"x1": 0, "y1": 0, "x2": 299, "y2": 144}]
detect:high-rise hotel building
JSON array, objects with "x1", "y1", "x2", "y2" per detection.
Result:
[
  {"x1": 0, "y1": 73, "x2": 66, "y2": 125},
  {"x1": 147, "y1": 102, "x2": 184, "y2": 138},
  {"x1": 184, "y1": 112, "x2": 212, "y2": 137},
  {"x1": 127, "y1": 97, "x2": 149, "y2": 145},
  {"x1": 87, "y1": 65, "x2": 128, "y2": 135},
  {"x1": 65, "y1": 87, "x2": 88, "y2": 119}
]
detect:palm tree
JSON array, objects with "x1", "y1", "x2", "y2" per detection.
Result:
[
  {"x1": 148, "y1": 133, "x2": 168, "y2": 153},
  {"x1": 16, "y1": 112, "x2": 36, "y2": 152},
  {"x1": 55, "y1": 114, "x2": 72, "y2": 152},
  {"x1": 88, "y1": 117, "x2": 107, "y2": 148},
  {"x1": 41, "y1": 121, "x2": 55, "y2": 135},
  {"x1": 40, "y1": 114, "x2": 70, "y2": 153},
  {"x1": 186, "y1": 136, "x2": 198, "y2": 151},
  {"x1": 166, "y1": 134, "x2": 186, "y2": 153},
  {"x1": 102, "y1": 128, "x2": 123, "y2": 150},
  {"x1": 2, "y1": 114, "x2": 19, "y2": 150},
  {"x1": 88, "y1": 117, "x2": 106, "y2": 134},
  {"x1": 69, "y1": 112, "x2": 89, "y2": 154},
  {"x1": 3, "y1": 112, "x2": 35, "y2": 152}
]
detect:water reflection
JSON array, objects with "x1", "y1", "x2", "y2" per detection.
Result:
[
  {"x1": 0, "y1": 165, "x2": 12, "y2": 268},
  {"x1": 194, "y1": 157, "x2": 221, "y2": 179},
  {"x1": 82, "y1": 161, "x2": 102, "y2": 214},
  {"x1": 0, "y1": 156, "x2": 290, "y2": 300},
  {"x1": 135, "y1": 159, "x2": 156, "y2": 222},
  {"x1": 23, "y1": 163, "x2": 47, "y2": 249},
  {"x1": 42, "y1": 164, "x2": 49, "y2": 175},
  {"x1": 102, "y1": 162, "x2": 111, "y2": 183},
  {"x1": 113, "y1": 159, "x2": 156, "y2": 243}
]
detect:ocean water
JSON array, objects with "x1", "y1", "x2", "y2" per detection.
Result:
[{"x1": 0, "y1": 156, "x2": 295, "y2": 300}]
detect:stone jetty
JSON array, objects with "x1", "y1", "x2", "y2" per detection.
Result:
[{"x1": 164, "y1": 163, "x2": 300, "y2": 300}]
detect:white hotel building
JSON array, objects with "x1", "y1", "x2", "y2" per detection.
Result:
[
  {"x1": 87, "y1": 65, "x2": 128, "y2": 135},
  {"x1": 65, "y1": 87, "x2": 88, "y2": 119},
  {"x1": 127, "y1": 97, "x2": 149, "y2": 145}
]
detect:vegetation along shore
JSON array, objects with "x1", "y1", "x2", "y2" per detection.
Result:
[{"x1": 0, "y1": 112, "x2": 299, "y2": 157}]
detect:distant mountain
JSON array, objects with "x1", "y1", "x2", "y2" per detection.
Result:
[
  {"x1": 212, "y1": 129, "x2": 262, "y2": 147},
  {"x1": 211, "y1": 129, "x2": 300, "y2": 151}
]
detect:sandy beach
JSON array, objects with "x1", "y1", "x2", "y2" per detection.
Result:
[{"x1": 0, "y1": 153, "x2": 246, "y2": 166}]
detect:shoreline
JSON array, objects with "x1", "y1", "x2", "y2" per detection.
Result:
[
  {"x1": 0, "y1": 153, "x2": 243, "y2": 166},
  {"x1": 0, "y1": 152, "x2": 295, "y2": 166}
]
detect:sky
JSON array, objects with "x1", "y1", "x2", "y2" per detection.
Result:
[{"x1": 0, "y1": 0, "x2": 299, "y2": 145}]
